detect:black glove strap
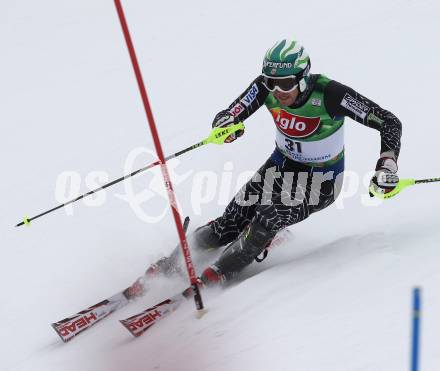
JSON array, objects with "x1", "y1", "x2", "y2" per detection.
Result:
[{"x1": 375, "y1": 157, "x2": 397, "y2": 172}]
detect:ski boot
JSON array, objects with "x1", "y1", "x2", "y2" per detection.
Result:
[
  {"x1": 124, "y1": 220, "x2": 223, "y2": 300},
  {"x1": 200, "y1": 220, "x2": 275, "y2": 286}
]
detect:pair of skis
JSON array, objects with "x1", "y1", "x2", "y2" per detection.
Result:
[
  {"x1": 51, "y1": 221, "x2": 290, "y2": 342},
  {"x1": 51, "y1": 280, "x2": 192, "y2": 342},
  {"x1": 51, "y1": 217, "x2": 193, "y2": 342}
]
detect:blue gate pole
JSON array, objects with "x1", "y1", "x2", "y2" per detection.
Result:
[{"x1": 411, "y1": 287, "x2": 422, "y2": 371}]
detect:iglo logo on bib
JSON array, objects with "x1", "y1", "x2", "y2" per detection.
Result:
[{"x1": 271, "y1": 108, "x2": 321, "y2": 138}]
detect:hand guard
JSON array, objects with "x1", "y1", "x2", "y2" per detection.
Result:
[
  {"x1": 370, "y1": 157, "x2": 399, "y2": 195},
  {"x1": 212, "y1": 110, "x2": 244, "y2": 143}
]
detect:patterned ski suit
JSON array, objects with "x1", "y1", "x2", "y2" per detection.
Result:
[{"x1": 211, "y1": 74, "x2": 402, "y2": 245}]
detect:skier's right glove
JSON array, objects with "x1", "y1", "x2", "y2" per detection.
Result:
[
  {"x1": 370, "y1": 156, "x2": 399, "y2": 196},
  {"x1": 212, "y1": 109, "x2": 244, "y2": 143}
]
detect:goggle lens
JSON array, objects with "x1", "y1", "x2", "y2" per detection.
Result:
[{"x1": 263, "y1": 75, "x2": 298, "y2": 92}]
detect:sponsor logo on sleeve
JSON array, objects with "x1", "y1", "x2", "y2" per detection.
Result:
[
  {"x1": 240, "y1": 83, "x2": 259, "y2": 107},
  {"x1": 340, "y1": 93, "x2": 370, "y2": 119},
  {"x1": 229, "y1": 102, "x2": 245, "y2": 117},
  {"x1": 311, "y1": 98, "x2": 321, "y2": 107}
]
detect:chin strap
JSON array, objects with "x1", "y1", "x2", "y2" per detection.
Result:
[{"x1": 299, "y1": 77, "x2": 307, "y2": 92}]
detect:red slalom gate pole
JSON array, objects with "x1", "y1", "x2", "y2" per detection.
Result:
[{"x1": 114, "y1": 0, "x2": 204, "y2": 311}]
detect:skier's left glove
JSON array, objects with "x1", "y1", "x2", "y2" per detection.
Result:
[
  {"x1": 212, "y1": 109, "x2": 244, "y2": 143},
  {"x1": 370, "y1": 156, "x2": 399, "y2": 196}
]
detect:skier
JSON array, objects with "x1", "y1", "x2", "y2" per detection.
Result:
[{"x1": 126, "y1": 38, "x2": 402, "y2": 298}]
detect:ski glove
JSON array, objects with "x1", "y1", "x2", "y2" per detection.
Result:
[
  {"x1": 212, "y1": 109, "x2": 244, "y2": 143},
  {"x1": 370, "y1": 157, "x2": 399, "y2": 195}
]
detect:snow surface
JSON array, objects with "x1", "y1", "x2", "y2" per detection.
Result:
[{"x1": 1, "y1": 0, "x2": 440, "y2": 370}]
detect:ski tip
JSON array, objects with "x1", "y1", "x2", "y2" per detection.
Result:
[
  {"x1": 51, "y1": 323, "x2": 70, "y2": 343},
  {"x1": 119, "y1": 319, "x2": 153, "y2": 337}
]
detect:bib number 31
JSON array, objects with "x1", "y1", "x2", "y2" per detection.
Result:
[{"x1": 285, "y1": 139, "x2": 302, "y2": 153}]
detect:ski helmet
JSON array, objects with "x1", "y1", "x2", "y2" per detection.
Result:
[{"x1": 262, "y1": 39, "x2": 311, "y2": 92}]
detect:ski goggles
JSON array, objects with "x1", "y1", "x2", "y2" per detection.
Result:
[{"x1": 262, "y1": 74, "x2": 299, "y2": 93}]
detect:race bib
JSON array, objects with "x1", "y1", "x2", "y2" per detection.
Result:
[{"x1": 275, "y1": 125, "x2": 344, "y2": 163}]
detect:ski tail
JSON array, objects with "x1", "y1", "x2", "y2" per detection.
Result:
[{"x1": 51, "y1": 292, "x2": 128, "y2": 342}]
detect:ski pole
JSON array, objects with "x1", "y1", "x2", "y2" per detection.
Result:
[
  {"x1": 410, "y1": 287, "x2": 422, "y2": 371},
  {"x1": 369, "y1": 177, "x2": 440, "y2": 200},
  {"x1": 15, "y1": 122, "x2": 244, "y2": 227}
]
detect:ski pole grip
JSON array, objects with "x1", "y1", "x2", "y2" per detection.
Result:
[
  {"x1": 369, "y1": 178, "x2": 416, "y2": 200},
  {"x1": 206, "y1": 122, "x2": 245, "y2": 145}
]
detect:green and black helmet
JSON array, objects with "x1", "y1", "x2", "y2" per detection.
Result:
[{"x1": 262, "y1": 39, "x2": 311, "y2": 92}]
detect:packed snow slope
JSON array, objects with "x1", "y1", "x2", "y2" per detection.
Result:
[{"x1": 1, "y1": 0, "x2": 440, "y2": 370}]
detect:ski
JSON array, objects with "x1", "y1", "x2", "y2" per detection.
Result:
[
  {"x1": 51, "y1": 217, "x2": 190, "y2": 342},
  {"x1": 51, "y1": 291, "x2": 129, "y2": 342},
  {"x1": 120, "y1": 287, "x2": 192, "y2": 337}
]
